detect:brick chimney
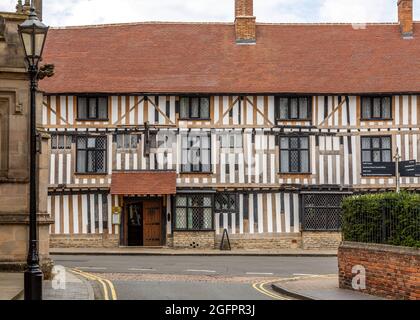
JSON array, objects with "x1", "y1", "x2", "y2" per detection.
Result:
[
  {"x1": 398, "y1": 0, "x2": 414, "y2": 38},
  {"x1": 235, "y1": 0, "x2": 256, "y2": 44}
]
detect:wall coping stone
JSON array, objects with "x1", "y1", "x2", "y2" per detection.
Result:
[{"x1": 341, "y1": 241, "x2": 420, "y2": 256}]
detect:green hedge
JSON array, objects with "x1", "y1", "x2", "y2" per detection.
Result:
[{"x1": 342, "y1": 192, "x2": 420, "y2": 248}]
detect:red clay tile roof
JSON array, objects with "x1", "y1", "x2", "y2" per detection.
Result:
[
  {"x1": 40, "y1": 22, "x2": 420, "y2": 95},
  {"x1": 110, "y1": 171, "x2": 177, "y2": 195}
]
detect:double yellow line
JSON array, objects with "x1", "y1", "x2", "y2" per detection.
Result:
[
  {"x1": 70, "y1": 268, "x2": 117, "y2": 300},
  {"x1": 252, "y1": 280, "x2": 291, "y2": 300}
]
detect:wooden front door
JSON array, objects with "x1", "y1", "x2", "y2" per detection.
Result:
[{"x1": 142, "y1": 200, "x2": 162, "y2": 246}]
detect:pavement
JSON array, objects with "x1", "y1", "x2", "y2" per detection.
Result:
[
  {"x1": 272, "y1": 275, "x2": 384, "y2": 300},
  {"x1": 0, "y1": 270, "x2": 94, "y2": 300},
  {"x1": 43, "y1": 269, "x2": 94, "y2": 300},
  {"x1": 50, "y1": 247, "x2": 337, "y2": 257},
  {"x1": 0, "y1": 273, "x2": 24, "y2": 300}
]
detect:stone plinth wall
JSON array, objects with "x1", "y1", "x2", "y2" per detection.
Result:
[
  {"x1": 338, "y1": 242, "x2": 420, "y2": 300},
  {"x1": 216, "y1": 233, "x2": 301, "y2": 250},
  {"x1": 50, "y1": 234, "x2": 119, "y2": 248},
  {"x1": 171, "y1": 231, "x2": 215, "y2": 249},
  {"x1": 302, "y1": 232, "x2": 342, "y2": 250}
]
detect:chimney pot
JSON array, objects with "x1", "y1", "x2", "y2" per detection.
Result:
[
  {"x1": 398, "y1": 0, "x2": 414, "y2": 38},
  {"x1": 235, "y1": 0, "x2": 256, "y2": 44}
]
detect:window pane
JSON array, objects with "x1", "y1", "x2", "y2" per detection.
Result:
[
  {"x1": 382, "y1": 150, "x2": 391, "y2": 162},
  {"x1": 372, "y1": 138, "x2": 380, "y2": 149},
  {"x1": 116, "y1": 135, "x2": 124, "y2": 149},
  {"x1": 362, "y1": 151, "x2": 371, "y2": 163},
  {"x1": 58, "y1": 136, "x2": 65, "y2": 149},
  {"x1": 201, "y1": 150, "x2": 210, "y2": 169},
  {"x1": 77, "y1": 150, "x2": 86, "y2": 172},
  {"x1": 290, "y1": 150, "x2": 300, "y2": 172},
  {"x1": 191, "y1": 98, "x2": 199, "y2": 118},
  {"x1": 290, "y1": 98, "x2": 298, "y2": 119},
  {"x1": 78, "y1": 98, "x2": 88, "y2": 119},
  {"x1": 300, "y1": 137, "x2": 309, "y2": 149},
  {"x1": 299, "y1": 98, "x2": 308, "y2": 119},
  {"x1": 201, "y1": 135, "x2": 210, "y2": 149},
  {"x1": 88, "y1": 138, "x2": 96, "y2": 148},
  {"x1": 65, "y1": 136, "x2": 72, "y2": 149},
  {"x1": 200, "y1": 98, "x2": 210, "y2": 118},
  {"x1": 176, "y1": 208, "x2": 187, "y2": 229},
  {"x1": 124, "y1": 135, "x2": 130, "y2": 149},
  {"x1": 279, "y1": 98, "x2": 288, "y2": 119},
  {"x1": 290, "y1": 137, "x2": 299, "y2": 149},
  {"x1": 301, "y1": 150, "x2": 309, "y2": 172},
  {"x1": 180, "y1": 98, "x2": 189, "y2": 118},
  {"x1": 362, "y1": 98, "x2": 371, "y2": 119},
  {"x1": 361, "y1": 138, "x2": 370, "y2": 149},
  {"x1": 382, "y1": 137, "x2": 391, "y2": 149},
  {"x1": 203, "y1": 208, "x2": 212, "y2": 229},
  {"x1": 87, "y1": 151, "x2": 95, "y2": 172},
  {"x1": 131, "y1": 135, "x2": 138, "y2": 148},
  {"x1": 203, "y1": 196, "x2": 212, "y2": 207},
  {"x1": 98, "y1": 97, "x2": 108, "y2": 119},
  {"x1": 372, "y1": 150, "x2": 381, "y2": 162},
  {"x1": 88, "y1": 98, "x2": 97, "y2": 118},
  {"x1": 280, "y1": 137, "x2": 289, "y2": 149},
  {"x1": 51, "y1": 135, "x2": 58, "y2": 149},
  {"x1": 176, "y1": 196, "x2": 187, "y2": 207},
  {"x1": 373, "y1": 98, "x2": 381, "y2": 118},
  {"x1": 77, "y1": 137, "x2": 87, "y2": 149},
  {"x1": 96, "y1": 151, "x2": 106, "y2": 172},
  {"x1": 187, "y1": 208, "x2": 194, "y2": 229},
  {"x1": 382, "y1": 97, "x2": 391, "y2": 118},
  {"x1": 280, "y1": 150, "x2": 289, "y2": 173}
]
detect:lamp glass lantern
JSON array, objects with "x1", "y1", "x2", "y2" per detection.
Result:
[{"x1": 18, "y1": 7, "x2": 49, "y2": 68}]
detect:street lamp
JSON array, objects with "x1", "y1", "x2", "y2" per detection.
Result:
[{"x1": 18, "y1": 6, "x2": 49, "y2": 301}]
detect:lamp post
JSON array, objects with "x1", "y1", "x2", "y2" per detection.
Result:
[{"x1": 18, "y1": 6, "x2": 49, "y2": 301}]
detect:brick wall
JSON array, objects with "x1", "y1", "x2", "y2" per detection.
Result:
[
  {"x1": 50, "y1": 234, "x2": 119, "y2": 248},
  {"x1": 216, "y1": 233, "x2": 301, "y2": 250},
  {"x1": 302, "y1": 232, "x2": 342, "y2": 250},
  {"x1": 338, "y1": 242, "x2": 420, "y2": 300},
  {"x1": 172, "y1": 231, "x2": 215, "y2": 249}
]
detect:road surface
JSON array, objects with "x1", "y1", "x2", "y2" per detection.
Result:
[{"x1": 53, "y1": 255, "x2": 338, "y2": 300}]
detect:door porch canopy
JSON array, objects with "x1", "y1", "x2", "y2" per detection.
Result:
[{"x1": 110, "y1": 171, "x2": 177, "y2": 196}]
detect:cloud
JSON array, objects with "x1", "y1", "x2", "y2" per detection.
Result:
[{"x1": 1, "y1": 0, "x2": 419, "y2": 27}]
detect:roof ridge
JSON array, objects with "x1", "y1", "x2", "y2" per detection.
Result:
[{"x1": 50, "y1": 20, "x2": 420, "y2": 30}]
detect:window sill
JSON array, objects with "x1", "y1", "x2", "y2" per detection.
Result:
[
  {"x1": 76, "y1": 119, "x2": 109, "y2": 122},
  {"x1": 180, "y1": 172, "x2": 213, "y2": 175},
  {"x1": 178, "y1": 118, "x2": 211, "y2": 122},
  {"x1": 173, "y1": 229, "x2": 215, "y2": 233},
  {"x1": 276, "y1": 119, "x2": 312, "y2": 122},
  {"x1": 360, "y1": 118, "x2": 393, "y2": 122},
  {"x1": 75, "y1": 173, "x2": 108, "y2": 176},
  {"x1": 278, "y1": 172, "x2": 312, "y2": 175}
]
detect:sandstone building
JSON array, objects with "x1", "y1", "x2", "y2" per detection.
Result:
[{"x1": 0, "y1": 1, "x2": 51, "y2": 270}]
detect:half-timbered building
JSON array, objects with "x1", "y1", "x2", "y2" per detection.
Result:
[{"x1": 40, "y1": 0, "x2": 420, "y2": 250}]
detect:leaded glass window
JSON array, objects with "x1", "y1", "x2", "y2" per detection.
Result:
[
  {"x1": 175, "y1": 195, "x2": 213, "y2": 230},
  {"x1": 179, "y1": 97, "x2": 210, "y2": 120},
  {"x1": 76, "y1": 136, "x2": 107, "y2": 173},
  {"x1": 280, "y1": 136, "x2": 310, "y2": 173}
]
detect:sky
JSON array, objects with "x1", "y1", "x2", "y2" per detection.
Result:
[{"x1": 0, "y1": 0, "x2": 419, "y2": 27}]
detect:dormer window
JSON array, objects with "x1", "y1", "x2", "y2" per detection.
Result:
[
  {"x1": 77, "y1": 96, "x2": 108, "y2": 121},
  {"x1": 276, "y1": 97, "x2": 312, "y2": 121},
  {"x1": 179, "y1": 97, "x2": 210, "y2": 120}
]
